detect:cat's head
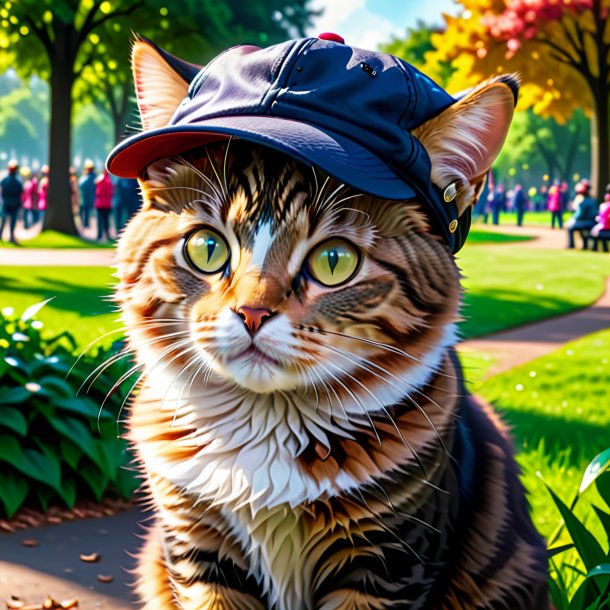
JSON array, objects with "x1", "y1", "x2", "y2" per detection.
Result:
[{"x1": 115, "y1": 40, "x2": 516, "y2": 399}]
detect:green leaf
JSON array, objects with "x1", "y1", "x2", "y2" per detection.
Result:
[
  {"x1": 47, "y1": 416, "x2": 104, "y2": 470},
  {"x1": 580, "y1": 449, "x2": 610, "y2": 494},
  {"x1": 59, "y1": 439, "x2": 82, "y2": 470},
  {"x1": 22, "y1": 448, "x2": 62, "y2": 493},
  {"x1": 113, "y1": 466, "x2": 139, "y2": 500},
  {"x1": 549, "y1": 543, "x2": 575, "y2": 558},
  {"x1": 54, "y1": 396, "x2": 111, "y2": 420},
  {"x1": 0, "y1": 472, "x2": 28, "y2": 518},
  {"x1": 20, "y1": 298, "x2": 54, "y2": 322},
  {"x1": 597, "y1": 472, "x2": 610, "y2": 510},
  {"x1": 0, "y1": 406, "x2": 28, "y2": 435},
  {"x1": 56, "y1": 476, "x2": 76, "y2": 508},
  {"x1": 38, "y1": 375, "x2": 74, "y2": 398},
  {"x1": 544, "y1": 480, "x2": 606, "y2": 572},
  {"x1": 0, "y1": 385, "x2": 31, "y2": 405},
  {"x1": 591, "y1": 506, "x2": 610, "y2": 549},
  {"x1": 35, "y1": 486, "x2": 53, "y2": 512},
  {"x1": 80, "y1": 462, "x2": 108, "y2": 502}
]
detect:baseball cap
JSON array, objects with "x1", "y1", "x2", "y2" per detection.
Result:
[{"x1": 107, "y1": 35, "x2": 507, "y2": 252}]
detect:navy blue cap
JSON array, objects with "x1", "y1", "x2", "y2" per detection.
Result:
[{"x1": 107, "y1": 37, "x2": 467, "y2": 250}]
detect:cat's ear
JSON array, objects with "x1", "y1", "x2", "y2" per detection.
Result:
[
  {"x1": 132, "y1": 36, "x2": 201, "y2": 131},
  {"x1": 413, "y1": 75, "x2": 519, "y2": 217}
]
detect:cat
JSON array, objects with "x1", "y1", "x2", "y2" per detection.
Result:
[{"x1": 112, "y1": 38, "x2": 549, "y2": 609}]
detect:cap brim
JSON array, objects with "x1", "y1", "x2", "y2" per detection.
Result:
[{"x1": 106, "y1": 116, "x2": 416, "y2": 200}]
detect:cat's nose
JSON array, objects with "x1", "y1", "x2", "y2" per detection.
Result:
[{"x1": 234, "y1": 306, "x2": 276, "y2": 336}]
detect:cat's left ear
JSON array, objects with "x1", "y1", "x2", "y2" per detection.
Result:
[
  {"x1": 413, "y1": 75, "x2": 519, "y2": 217},
  {"x1": 132, "y1": 36, "x2": 201, "y2": 131}
]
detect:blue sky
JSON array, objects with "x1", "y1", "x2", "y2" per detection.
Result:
[{"x1": 306, "y1": 0, "x2": 459, "y2": 49}]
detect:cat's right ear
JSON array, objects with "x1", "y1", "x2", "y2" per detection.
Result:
[{"x1": 132, "y1": 36, "x2": 201, "y2": 131}]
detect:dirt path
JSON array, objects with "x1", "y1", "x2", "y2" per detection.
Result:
[{"x1": 0, "y1": 247, "x2": 115, "y2": 266}]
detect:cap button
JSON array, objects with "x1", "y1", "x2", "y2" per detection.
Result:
[
  {"x1": 449, "y1": 219, "x2": 459, "y2": 234},
  {"x1": 318, "y1": 32, "x2": 345, "y2": 44}
]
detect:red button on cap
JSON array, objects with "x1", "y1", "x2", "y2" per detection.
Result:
[{"x1": 318, "y1": 32, "x2": 345, "y2": 44}]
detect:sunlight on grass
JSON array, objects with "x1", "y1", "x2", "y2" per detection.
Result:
[
  {"x1": 458, "y1": 247, "x2": 607, "y2": 338},
  {"x1": 0, "y1": 265, "x2": 120, "y2": 348},
  {"x1": 476, "y1": 329, "x2": 610, "y2": 541},
  {"x1": 2, "y1": 230, "x2": 113, "y2": 249},
  {"x1": 467, "y1": 228, "x2": 534, "y2": 244}
]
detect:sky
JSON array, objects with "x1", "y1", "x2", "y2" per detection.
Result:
[{"x1": 306, "y1": 0, "x2": 460, "y2": 50}]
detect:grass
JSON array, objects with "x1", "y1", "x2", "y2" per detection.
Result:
[
  {"x1": 467, "y1": 227, "x2": 534, "y2": 244},
  {"x1": 458, "y1": 248, "x2": 607, "y2": 338},
  {"x1": 0, "y1": 243, "x2": 607, "y2": 349},
  {"x1": 474, "y1": 210, "x2": 554, "y2": 227},
  {"x1": 0, "y1": 265, "x2": 120, "y2": 349},
  {"x1": 474, "y1": 329, "x2": 610, "y2": 544},
  {"x1": 2, "y1": 230, "x2": 113, "y2": 249}
]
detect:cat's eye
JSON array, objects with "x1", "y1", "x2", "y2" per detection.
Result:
[
  {"x1": 307, "y1": 238, "x2": 361, "y2": 287},
  {"x1": 184, "y1": 227, "x2": 230, "y2": 274}
]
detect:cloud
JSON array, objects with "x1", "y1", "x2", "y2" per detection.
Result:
[{"x1": 307, "y1": 1, "x2": 400, "y2": 49}]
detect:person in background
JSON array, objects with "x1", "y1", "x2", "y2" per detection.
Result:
[
  {"x1": 116, "y1": 177, "x2": 141, "y2": 233},
  {"x1": 0, "y1": 160, "x2": 24, "y2": 243},
  {"x1": 513, "y1": 184, "x2": 527, "y2": 226},
  {"x1": 591, "y1": 183, "x2": 610, "y2": 251},
  {"x1": 22, "y1": 167, "x2": 39, "y2": 229},
  {"x1": 95, "y1": 169, "x2": 114, "y2": 241},
  {"x1": 566, "y1": 179, "x2": 598, "y2": 249},
  {"x1": 491, "y1": 183, "x2": 505, "y2": 225},
  {"x1": 78, "y1": 160, "x2": 96, "y2": 229},
  {"x1": 38, "y1": 165, "x2": 49, "y2": 223},
  {"x1": 547, "y1": 180, "x2": 563, "y2": 229}
]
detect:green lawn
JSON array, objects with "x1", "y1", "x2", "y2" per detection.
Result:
[
  {"x1": 458, "y1": 247, "x2": 607, "y2": 338},
  {"x1": 474, "y1": 210, "x2": 554, "y2": 227},
  {"x1": 2, "y1": 230, "x2": 113, "y2": 249},
  {"x1": 0, "y1": 265, "x2": 120, "y2": 349},
  {"x1": 466, "y1": 227, "x2": 534, "y2": 244},
  {"x1": 474, "y1": 329, "x2": 610, "y2": 544},
  {"x1": 0, "y1": 243, "x2": 607, "y2": 349}
]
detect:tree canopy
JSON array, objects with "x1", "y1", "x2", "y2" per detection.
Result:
[
  {"x1": 0, "y1": 0, "x2": 316, "y2": 234},
  {"x1": 424, "y1": 0, "x2": 610, "y2": 195}
]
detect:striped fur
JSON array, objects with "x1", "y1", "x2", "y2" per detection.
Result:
[{"x1": 115, "y1": 141, "x2": 548, "y2": 609}]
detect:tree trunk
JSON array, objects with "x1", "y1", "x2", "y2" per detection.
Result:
[
  {"x1": 43, "y1": 35, "x2": 77, "y2": 235},
  {"x1": 590, "y1": 90, "x2": 610, "y2": 200}
]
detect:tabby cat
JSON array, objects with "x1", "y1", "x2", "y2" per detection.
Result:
[{"x1": 113, "y1": 39, "x2": 548, "y2": 609}]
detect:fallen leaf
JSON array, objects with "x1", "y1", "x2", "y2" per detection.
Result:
[
  {"x1": 96, "y1": 575, "x2": 113, "y2": 584},
  {"x1": 6, "y1": 595, "x2": 25, "y2": 609},
  {"x1": 79, "y1": 553, "x2": 100, "y2": 563},
  {"x1": 20, "y1": 539, "x2": 39, "y2": 548},
  {"x1": 59, "y1": 599, "x2": 78, "y2": 608}
]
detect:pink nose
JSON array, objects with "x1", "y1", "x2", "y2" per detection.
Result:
[{"x1": 234, "y1": 306, "x2": 275, "y2": 335}]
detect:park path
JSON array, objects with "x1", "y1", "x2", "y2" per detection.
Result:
[{"x1": 0, "y1": 247, "x2": 115, "y2": 266}]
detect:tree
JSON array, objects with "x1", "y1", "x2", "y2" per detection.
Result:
[
  {"x1": 425, "y1": 0, "x2": 609, "y2": 196},
  {"x1": 0, "y1": 0, "x2": 315, "y2": 235}
]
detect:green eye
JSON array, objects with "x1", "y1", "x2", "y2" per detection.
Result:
[
  {"x1": 185, "y1": 228, "x2": 230, "y2": 274},
  {"x1": 308, "y1": 238, "x2": 360, "y2": 287}
]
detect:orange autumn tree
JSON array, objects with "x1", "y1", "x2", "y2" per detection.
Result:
[{"x1": 426, "y1": 0, "x2": 609, "y2": 196}]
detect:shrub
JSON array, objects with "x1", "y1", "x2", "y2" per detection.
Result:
[
  {"x1": 546, "y1": 449, "x2": 610, "y2": 609},
  {"x1": 0, "y1": 301, "x2": 138, "y2": 518}
]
